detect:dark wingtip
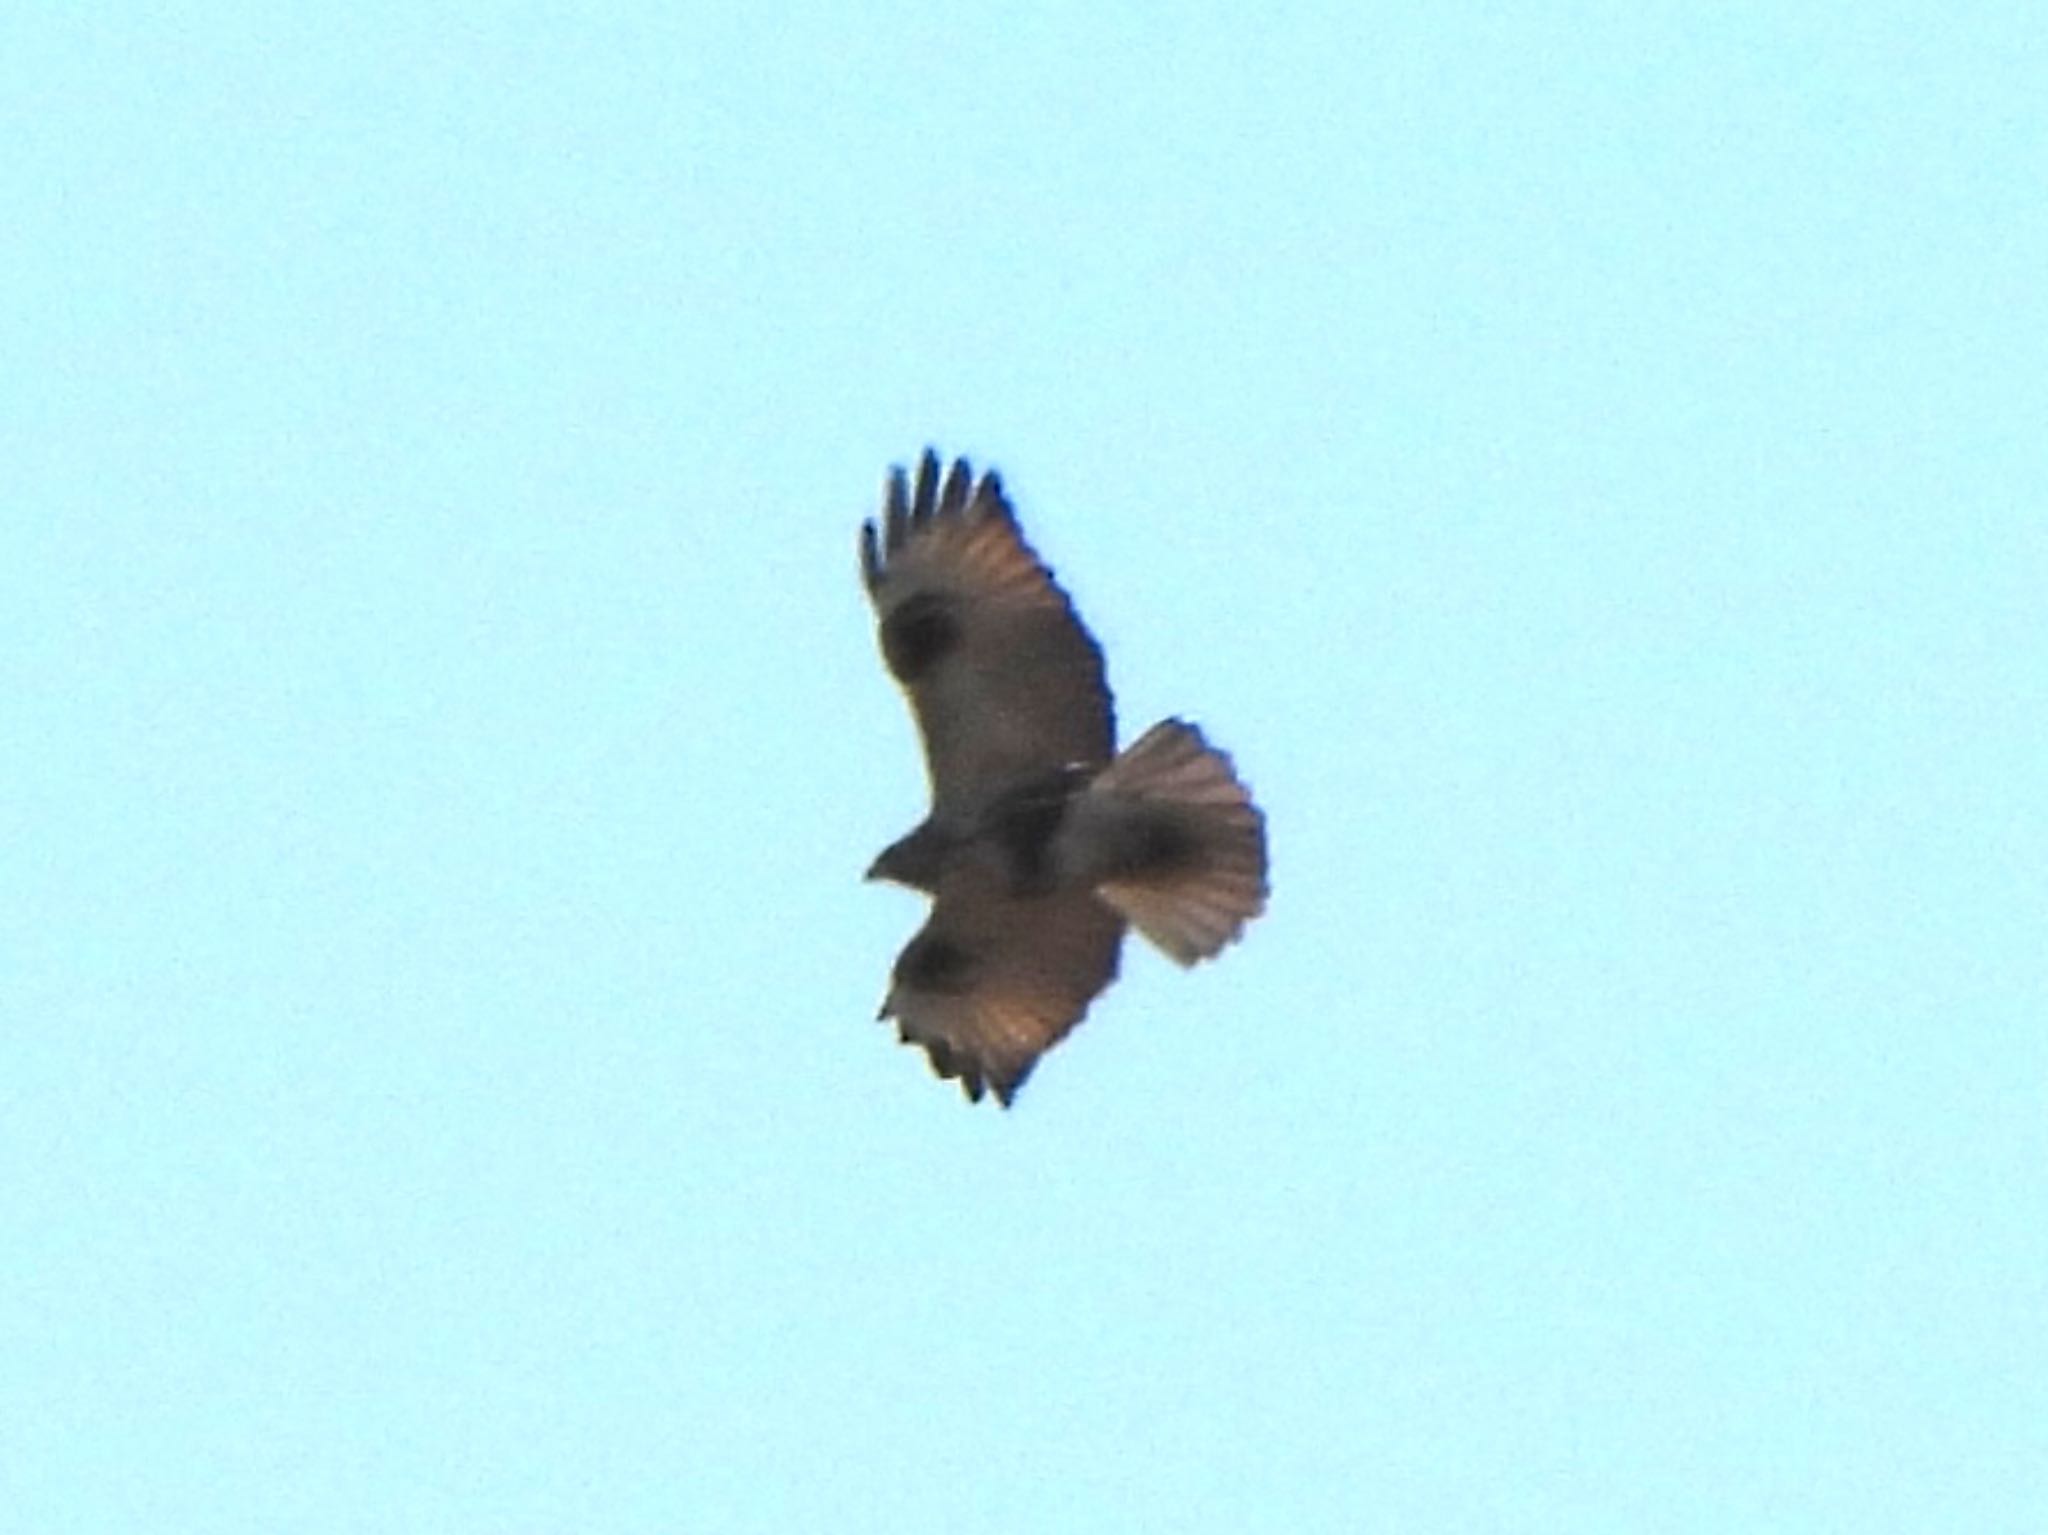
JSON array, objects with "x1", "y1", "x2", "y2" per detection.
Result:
[
  {"x1": 912, "y1": 449, "x2": 941, "y2": 524},
  {"x1": 938, "y1": 456, "x2": 973, "y2": 519},
  {"x1": 883, "y1": 464, "x2": 911, "y2": 559},
  {"x1": 973, "y1": 466, "x2": 1012, "y2": 525},
  {"x1": 859, "y1": 520, "x2": 881, "y2": 589},
  {"x1": 992, "y1": 1057, "x2": 1034, "y2": 1108}
]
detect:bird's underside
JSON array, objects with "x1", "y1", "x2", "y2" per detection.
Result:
[{"x1": 860, "y1": 449, "x2": 1268, "y2": 1106}]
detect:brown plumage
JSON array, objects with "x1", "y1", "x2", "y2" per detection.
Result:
[{"x1": 861, "y1": 450, "x2": 1268, "y2": 1105}]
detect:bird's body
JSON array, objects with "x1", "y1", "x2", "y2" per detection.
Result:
[{"x1": 861, "y1": 450, "x2": 1268, "y2": 1105}]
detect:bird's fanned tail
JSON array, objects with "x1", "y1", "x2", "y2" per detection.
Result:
[{"x1": 1080, "y1": 719, "x2": 1268, "y2": 966}]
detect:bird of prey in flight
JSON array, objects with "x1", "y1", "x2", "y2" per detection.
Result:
[{"x1": 859, "y1": 450, "x2": 1268, "y2": 1105}]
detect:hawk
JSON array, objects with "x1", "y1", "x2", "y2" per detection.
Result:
[{"x1": 860, "y1": 450, "x2": 1268, "y2": 1105}]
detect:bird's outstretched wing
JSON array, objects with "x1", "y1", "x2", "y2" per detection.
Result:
[
  {"x1": 861, "y1": 450, "x2": 1114, "y2": 818},
  {"x1": 877, "y1": 863, "x2": 1125, "y2": 1106}
]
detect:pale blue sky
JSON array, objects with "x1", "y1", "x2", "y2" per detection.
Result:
[{"x1": 4, "y1": 4, "x2": 2044, "y2": 1531}]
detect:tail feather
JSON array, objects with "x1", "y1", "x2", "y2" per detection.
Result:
[{"x1": 1082, "y1": 719, "x2": 1268, "y2": 965}]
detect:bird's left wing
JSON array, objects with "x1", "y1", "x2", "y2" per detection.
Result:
[{"x1": 860, "y1": 450, "x2": 1114, "y2": 820}]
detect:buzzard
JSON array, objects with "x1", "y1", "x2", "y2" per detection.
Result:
[{"x1": 860, "y1": 450, "x2": 1268, "y2": 1105}]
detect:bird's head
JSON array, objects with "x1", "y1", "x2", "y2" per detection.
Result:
[{"x1": 866, "y1": 821, "x2": 949, "y2": 892}]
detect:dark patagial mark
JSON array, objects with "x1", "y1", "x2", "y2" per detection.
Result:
[
  {"x1": 879, "y1": 592, "x2": 960, "y2": 682},
  {"x1": 895, "y1": 933, "x2": 974, "y2": 994}
]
